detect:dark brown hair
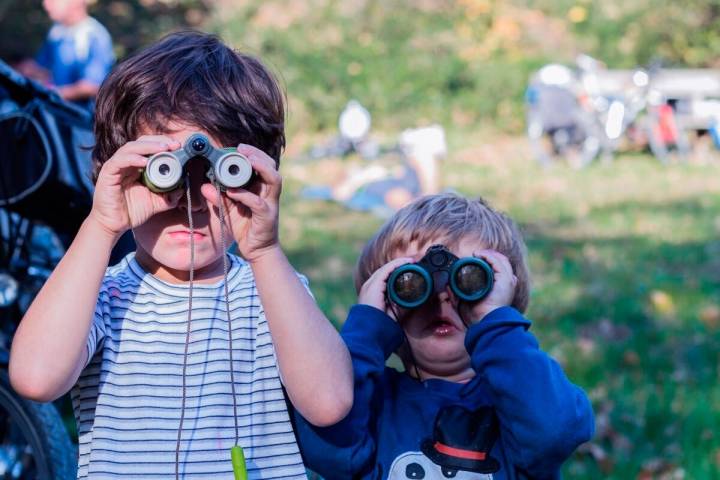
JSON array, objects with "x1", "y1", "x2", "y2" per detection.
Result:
[
  {"x1": 92, "y1": 30, "x2": 285, "y2": 180},
  {"x1": 355, "y1": 193, "x2": 531, "y2": 313}
]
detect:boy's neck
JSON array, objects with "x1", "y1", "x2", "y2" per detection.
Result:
[
  {"x1": 61, "y1": 10, "x2": 89, "y2": 27},
  {"x1": 407, "y1": 365, "x2": 476, "y2": 384}
]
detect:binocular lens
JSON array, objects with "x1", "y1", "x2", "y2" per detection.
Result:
[
  {"x1": 454, "y1": 264, "x2": 490, "y2": 296},
  {"x1": 450, "y1": 257, "x2": 494, "y2": 302},
  {"x1": 215, "y1": 152, "x2": 253, "y2": 188},
  {"x1": 145, "y1": 153, "x2": 183, "y2": 191},
  {"x1": 393, "y1": 271, "x2": 428, "y2": 303}
]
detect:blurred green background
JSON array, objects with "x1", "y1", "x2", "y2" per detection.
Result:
[{"x1": 3, "y1": 0, "x2": 720, "y2": 478}]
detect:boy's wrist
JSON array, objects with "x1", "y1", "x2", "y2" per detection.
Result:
[
  {"x1": 246, "y1": 242, "x2": 283, "y2": 266},
  {"x1": 344, "y1": 304, "x2": 404, "y2": 356},
  {"x1": 85, "y1": 213, "x2": 124, "y2": 245},
  {"x1": 464, "y1": 306, "x2": 530, "y2": 355}
]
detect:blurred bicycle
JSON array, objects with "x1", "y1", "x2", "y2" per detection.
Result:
[
  {"x1": 0, "y1": 58, "x2": 89, "y2": 479},
  {"x1": 593, "y1": 61, "x2": 692, "y2": 165},
  {"x1": 525, "y1": 61, "x2": 604, "y2": 168},
  {"x1": 526, "y1": 55, "x2": 692, "y2": 167}
]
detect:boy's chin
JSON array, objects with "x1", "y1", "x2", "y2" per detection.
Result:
[
  {"x1": 145, "y1": 250, "x2": 225, "y2": 279},
  {"x1": 415, "y1": 344, "x2": 469, "y2": 369},
  {"x1": 169, "y1": 257, "x2": 223, "y2": 273}
]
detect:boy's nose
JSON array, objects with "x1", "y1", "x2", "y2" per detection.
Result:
[
  {"x1": 435, "y1": 285, "x2": 458, "y2": 309},
  {"x1": 432, "y1": 293, "x2": 458, "y2": 324}
]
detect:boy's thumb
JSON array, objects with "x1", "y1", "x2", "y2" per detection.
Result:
[{"x1": 200, "y1": 183, "x2": 221, "y2": 206}]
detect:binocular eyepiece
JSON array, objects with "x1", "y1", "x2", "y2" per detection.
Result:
[
  {"x1": 142, "y1": 133, "x2": 253, "y2": 192},
  {"x1": 387, "y1": 245, "x2": 494, "y2": 309}
]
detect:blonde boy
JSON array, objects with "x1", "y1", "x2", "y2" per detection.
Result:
[{"x1": 295, "y1": 193, "x2": 593, "y2": 480}]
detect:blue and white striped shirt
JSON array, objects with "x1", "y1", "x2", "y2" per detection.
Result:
[{"x1": 71, "y1": 253, "x2": 307, "y2": 479}]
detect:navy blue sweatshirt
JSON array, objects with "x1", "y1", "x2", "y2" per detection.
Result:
[{"x1": 293, "y1": 305, "x2": 594, "y2": 480}]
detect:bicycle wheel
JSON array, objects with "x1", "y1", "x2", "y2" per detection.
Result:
[{"x1": 0, "y1": 370, "x2": 76, "y2": 479}]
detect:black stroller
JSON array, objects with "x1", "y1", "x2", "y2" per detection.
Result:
[{"x1": 0, "y1": 58, "x2": 96, "y2": 479}]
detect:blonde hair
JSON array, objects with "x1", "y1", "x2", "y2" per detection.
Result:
[{"x1": 354, "y1": 193, "x2": 530, "y2": 312}]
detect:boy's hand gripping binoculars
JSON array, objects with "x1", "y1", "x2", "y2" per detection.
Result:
[
  {"x1": 142, "y1": 133, "x2": 253, "y2": 192},
  {"x1": 387, "y1": 245, "x2": 494, "y2": 309}
]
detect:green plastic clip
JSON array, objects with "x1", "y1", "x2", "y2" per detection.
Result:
[{"x1": 231, "y1": 445, "x2": 247, "y2": 480}]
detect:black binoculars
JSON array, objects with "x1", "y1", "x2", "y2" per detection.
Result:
[
  {"x1": 387, "y1": 245, "x2": 494, "y2": 309},
  {"x1": 142, "y1": 133, "x2": 253, "y2": 192}
]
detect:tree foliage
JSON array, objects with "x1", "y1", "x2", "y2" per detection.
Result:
[{"x1": 4, "y1": 0, "x2": 720, "y2": 133}]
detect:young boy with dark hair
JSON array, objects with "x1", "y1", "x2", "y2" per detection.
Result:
[
  {"x1": 294, "y1": 193, "x2": 594, "y2": 479},
  {"x1": 9, "y1": 31, "x2": 352, "y2": 479}
]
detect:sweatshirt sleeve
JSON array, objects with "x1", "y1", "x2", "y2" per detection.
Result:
[
  {"x1": 294, "y1": 304, "x2": 404, "y2": 479},
  {"x1": 465, "y1": 306, "x2": 595, "y2": 479}
]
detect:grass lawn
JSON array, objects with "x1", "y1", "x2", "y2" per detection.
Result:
[{"x1": 281, "y1": 131, "x2": 720, "y2": 479}]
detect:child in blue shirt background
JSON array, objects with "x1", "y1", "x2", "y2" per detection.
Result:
[
  {"x1": 294, "y1": 192, "x2": 594, "y2": 479},
  {"x1": 18, "y1": 0, "x2": 114, "y2": 110}
]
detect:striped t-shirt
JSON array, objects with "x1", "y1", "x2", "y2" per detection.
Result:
[{"x1": 71, "y1": 253, "x2": 307, "y2": 479}]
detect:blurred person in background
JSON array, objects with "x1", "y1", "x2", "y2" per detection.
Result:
[
  {"x1": 16, "y1": 0, "x2": 114, "y2": 111},
  {"x1": 303, "y1": 122, "x2": 446, "y2": 218}
]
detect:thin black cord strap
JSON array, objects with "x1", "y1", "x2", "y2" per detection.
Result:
[
  {"x1": 216, "y1": 180, "x2": 240, "y2": 446},
  {"x1": 176, "y1": 175, "x2": 195, "y2": 480},
  {"x1": 388, "y1": 302, "x2": 422, "y2": 381}
]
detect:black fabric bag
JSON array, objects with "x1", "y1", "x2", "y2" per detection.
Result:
[{"x1": 0, "y1": 59, "x2": 94, "y2": 238}]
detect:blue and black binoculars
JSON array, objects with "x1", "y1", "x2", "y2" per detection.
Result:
[{"x1": 387, "y1": 245, "x2": 494, "y2": 309}]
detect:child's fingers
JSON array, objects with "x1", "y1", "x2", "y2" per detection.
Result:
[
  {"x1": 134, "y1": 135, "x2": 182, "y2": 147},
  {"x1": 116, "y1": 139, "x2": 179, "y2": 157},
  {"x1": 198, "y1": 184, "x2": 250, "y2": 217},
  {"x1": 200, "y1": 183, "x2": 221, "y2": 207},
  {"x1": 474, "y1": 249, "x2": 513, "y2": 277},
  {"x1": 235, "y1": 144, "x2": 276, "y2": 166},
  {"x1": 379, "y1": 257, "x2": 415, "y2": 281},
  {"x1": 235, "y1": 144, "x2": 282, "y2": 199},
  {"x1": 362, "y1": 257, "x2": 414, "y2": 295},
  {"x1": 465, "y1": 250, "x2": 517, "y2": 321},
  {"x1": 250, "y1": 158, "x2": 282, "y2": 200},
  {"x1": 224, "y1": 188, "x2": 271, "y2": 216},
  {"x1": 102, "y1": 153, "x2": 148, "y2": 175}
]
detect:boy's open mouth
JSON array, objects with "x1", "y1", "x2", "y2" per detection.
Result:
[{"x1": 427, "y1": 320, "x2": 458, "y2": 336}]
